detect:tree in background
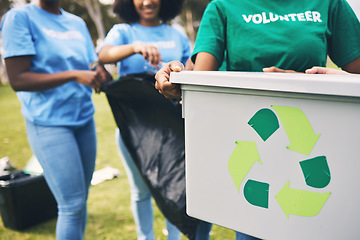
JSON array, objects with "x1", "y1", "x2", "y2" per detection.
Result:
[
  {"x1": 60, "y1": 0, "x2": 118, "y2": 47},
  {"x1": 181, "y1": 0, "x2": 211, "y2": 43},
  {"x1": 0, "y1": 0, "x2": 12, "y2": 18}
]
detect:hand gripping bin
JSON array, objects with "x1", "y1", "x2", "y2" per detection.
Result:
[
  {"x1": 170, "y1": 71, "x2": 360, "y2": 240},
  {"x1": 0, "y1": 171, "x2": 57, "y2": 230}
]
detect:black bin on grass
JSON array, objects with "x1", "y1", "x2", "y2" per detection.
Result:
[{"x1": 0, "y1": 171, "x2": 57, "y2": 230}]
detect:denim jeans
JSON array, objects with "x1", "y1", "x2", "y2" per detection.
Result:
[
  {"x1": 115, "y1": 129, "x2": 180, "y2": 240},
  {"x1": 26, "y1": 119, "x2": 96, "y2": 240}
]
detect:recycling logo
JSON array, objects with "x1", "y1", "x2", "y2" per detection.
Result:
[{"x1": 228, "y1": 105, "x2": 331, "y2": 218}]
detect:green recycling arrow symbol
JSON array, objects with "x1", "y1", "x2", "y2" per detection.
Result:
[
  {"x1": 228, "y1": 141, "x2": 261, "y2": 191},
  {"x1": 272, "y1": 105, "x2": 321, "y2": 155},
  {"x1": 228, "y1": 105, "x2": 331, "y2": 219},
  {"x1": 275, "y1": 181, "x2": 331, "y2": 218}
]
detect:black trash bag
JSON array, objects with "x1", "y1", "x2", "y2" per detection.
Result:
[{"x1": 102, "y1": 72, "x2": 200, "y2": 240}]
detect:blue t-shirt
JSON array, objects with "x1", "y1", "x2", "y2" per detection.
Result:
[
  {"x1": 1, "y1": 4, "x2": 97, "y2": 126},
  {"x1": 102, "y1": 23, "x2": 191, "y2": 76}
]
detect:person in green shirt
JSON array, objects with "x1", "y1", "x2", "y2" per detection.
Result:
[
  {"x1": 155, "y1": 0, "x2": 360, "y2": 99},
  {"x1": 154, "y1": 0, "x2": 360, "y2": 239}
]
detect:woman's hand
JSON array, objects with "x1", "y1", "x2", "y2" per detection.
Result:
[
  {"x1": 6, "y1": 56, "x2": 112, "y2": 92},
  {"x1": 155, "y1": 61, "x2": 184, "y2": 98},
  {"x1": 133, "y1": 43, "x2": 162, "y2": 67},
  {"x1": 262, "y1": 66, "x2": 299, "y2": 73},
  {"x1": 305, "y1": 66, "x2": 350, "y2": 75},
  {"x1": 74, "y1": 64, "x2": 113, "y2": 92}
]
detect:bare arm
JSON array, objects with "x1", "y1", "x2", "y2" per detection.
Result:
[
  {"x1": 305, "y1": 57, "x2": 360, "y2": 75},
  {"x1": 193, "y1": 52, "x2": 220, "y2": 71},
  {"x1": 98, "y1": 44, "x2": 137, "y2": 64},
  {"x1": 305, "y1": 67, "x2": 349, "y2": 75},
  {"x1": 98, "y1": 43, "x2": 162, "y2": 66},
  {"x1": 5, "y1": 56, "x2": 109, "y2": 92},
  {"x1": 342, "y1": 56, "x2": 360, "y2": 74}
]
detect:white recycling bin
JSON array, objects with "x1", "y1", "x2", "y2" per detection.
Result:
[{"x1": 170, "y1": 71, "x2": 360, "y2": 240}]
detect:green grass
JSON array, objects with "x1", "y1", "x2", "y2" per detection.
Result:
[{"x1": 0, "y1": 84, "x2": 235, "y2": 240}]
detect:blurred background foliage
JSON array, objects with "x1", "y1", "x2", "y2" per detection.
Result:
[
  {"x1": 0, "y1": 0, "x2": 211, "y2": 84},
  {"x1": 0, "y1": 0, "x2": 211, "y2": 44}
]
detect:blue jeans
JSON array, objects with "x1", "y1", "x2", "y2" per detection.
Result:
[
  {"x1": 196, "y1": 222, "x2": 261, "y2": 240},
  {"x1": 115, "y1": 129, "x2": 180, "y2": 240},
  {"x1": 26, "y1": 119, "x2": 96, "y2": 240}
]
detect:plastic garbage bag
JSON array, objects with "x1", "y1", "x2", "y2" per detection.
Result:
[{"x1": 102, "y1": 73, "x2": 200, "y2": 240}]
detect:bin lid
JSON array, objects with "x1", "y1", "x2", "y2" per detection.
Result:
[{"x1": 170, "y1": 71, "x2": 360, "y2": 98}]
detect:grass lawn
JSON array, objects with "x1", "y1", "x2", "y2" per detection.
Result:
[{"x1": 0, "y1": 84, "x2": 235, "y2": 240}]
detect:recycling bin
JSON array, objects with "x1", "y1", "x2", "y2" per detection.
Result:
[
  {"x1": 170, "y1": 71, "x2": 360, "y2": 240},
  {"x1": 0, "y1": 171, "x2": 57, "y2": 230}
]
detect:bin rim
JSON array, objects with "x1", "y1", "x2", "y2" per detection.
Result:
[{"x1": 170, "y1": 71, "x2": 360, "y2": 98}]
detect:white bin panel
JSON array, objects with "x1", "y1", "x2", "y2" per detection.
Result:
[{"x1": 171, "y1": 72, "x2": 360, "y2": 240}]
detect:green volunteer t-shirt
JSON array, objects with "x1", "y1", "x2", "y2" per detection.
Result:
[{"x1": 192, "y1": 0, "x2": 360, "y2": 72}]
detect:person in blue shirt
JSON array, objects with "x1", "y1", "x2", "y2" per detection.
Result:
[
  {"x1": 1, "y1": 0, "x2": 111, "y2": 239},
  {"x1": 98, "y1": 0, "x2": 190, "y2": 239}
]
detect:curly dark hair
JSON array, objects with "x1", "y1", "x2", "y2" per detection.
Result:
[{"x1": 113, "y1": 0, "x2": 185, "y2": 23}]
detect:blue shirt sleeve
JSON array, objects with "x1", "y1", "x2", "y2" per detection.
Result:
[
  {"x1": 102, "y1": 24, "x2": 130, "y2": 47},
  {"x1": 1, "y1": 8, "x2": 36, "y2": 58}
]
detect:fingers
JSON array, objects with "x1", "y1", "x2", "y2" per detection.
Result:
[
  {"x1": 169, "y1": 61, "x2": 184, "y2": 72},
  {"x1": 138, "y1": 44, "x2": 161, "y2": 67},
  {"x1": 147, "y1": 47, "x2": 161, "y2": 67},
  {"x1": 263, "y1": 66, "x2": 298, "y2": 73},
  {"x1": 154, "y1": 61, "x2": 183, "y2": 98},
  {"x1": 96, "y1": 64, "x2": 112, "y2": 82},
  {"x1": 305, "y1": 67, "x2": 321, "y2": 74},
  {"x1": 155, "y1": 62, "x2": 171, "y2": 90},
  {"x1": 305, "y1": 66, "x2": 329, "y2": 74},
  {"x1": 90, "y1": 73, "x2": 102, "y2": 93},
  {"x1": 93, "y1": 65, "x2": 114, "y2": 93},
  {"x1": 263, "y1": 66, "x2": 286, "y2": 73},
  {"x1": 305, "y1": 66, "x2": 349, "y2": 75},
  {"x1": 155, "y1": 61, "x2": 184, "y2": 88}
]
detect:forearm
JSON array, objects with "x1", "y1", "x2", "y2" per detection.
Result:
[
  {"x1": 342, "y1": 56, "x2": 360, "y2": 74},
  {"x1": 193, "y1": 52, "x2": 220, "y2": 71},
  {"x1": 98, "y1": 44, "x2": 136, "y2": 64},
  {"x1": 8, "y1": 70, "x2": 77, "y2": 91}
]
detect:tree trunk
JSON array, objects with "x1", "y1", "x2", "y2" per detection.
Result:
[
  {"x1": 185, "y1": 8, "x2": 195, "y2": 44},
  {"x1": 82, "y1": 0, "x2": 106, "y2": 41}
]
